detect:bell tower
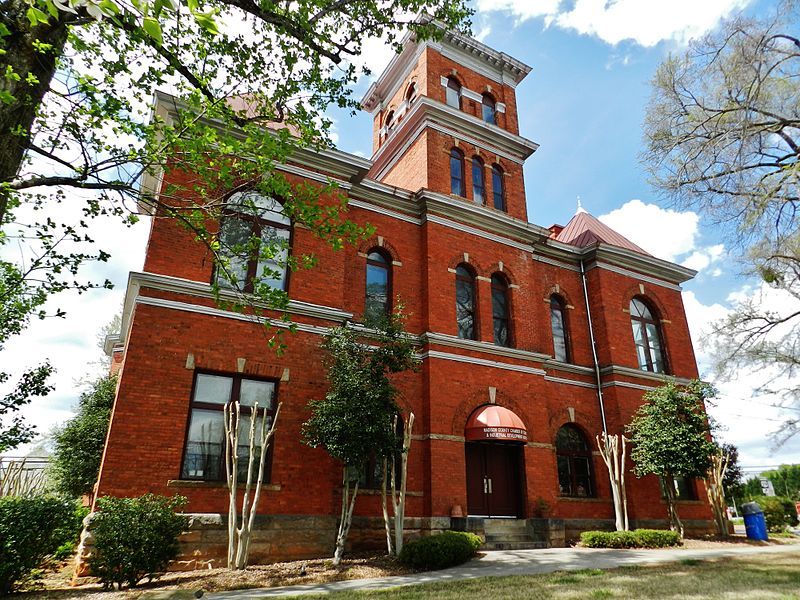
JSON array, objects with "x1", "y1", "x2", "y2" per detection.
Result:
[{"x1": 361, "y1": 22, "x2": 539, "y2": 222}]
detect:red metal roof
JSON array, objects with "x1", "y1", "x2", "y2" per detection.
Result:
[
  {"x1": 465, "y1": 405, "x2": 527, "y2": 442},
  {"x1": 554, "y1": 210, "x2": 651, "y2": 256}
]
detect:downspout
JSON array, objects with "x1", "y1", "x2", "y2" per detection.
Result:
[{"x1": 580, "y1": 258, "x2": 608, "y2": 434}]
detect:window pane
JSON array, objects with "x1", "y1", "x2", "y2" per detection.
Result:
[
  {"x1": 557, "y1": 456, "x2": 572, "y2": 495},
  {"x1": 450, "y1": 152, "x2": 463, "y2": 196},
  {"x1": 482, "y1": 96, "x2": 495, "y2": 124},
  {"x1": 573, "y1": 458, "x2": 592, "y2": 496},
  {"x1": 456, "y1": 277, "x2": 475, "y2": 340},
  {"x1": 492, "y1": 285, "x2": 509, "y2": 347},
  {"x1": 446, "y1": 80, "x2": 460, "y2": 108},
  {"x1": 239, "y1": 379, "x2": 275, "y2": 410},
  {"x1": 182, "y1": 409, "x2": 225, "y2": 480},
  {"x1": 217, "y1": 216, "x2": 253, "y2": 289},
  {"x1": 194, "y1": 374, "x2": 233, "y2": 405},
  {"x1": 235, "y1": 413, "x2": 273, "y2": 482},
  {"x1": 492, "y1": 167, "x2": 505, "y2": 211},
  {"x1": 551, "y1": 302, "x2": 568, "y2": 362},
  {"x1": 365, "y1": 260, "x2": 389, "y2": 322},
  {"x1": 472, "y1": 160, "x2": 484, "y2": 204},
  {"x1": 556, "y1": 426, "x2": 589, "y2": 452},
  {"x1": 255, "y1": 227, "x2": 289, "y2": 290}
]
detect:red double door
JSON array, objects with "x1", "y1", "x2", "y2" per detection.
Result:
[{"x1": 465, "y1": 442, "x2": 523, "y2": 517}]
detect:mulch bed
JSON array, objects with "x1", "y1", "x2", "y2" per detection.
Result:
[{"x1": 15, "y1": 553, "x2": 410, "y2": 600}]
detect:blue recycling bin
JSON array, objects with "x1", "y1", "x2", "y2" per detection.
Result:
[{"x1": 742, "y1": 502, "x2": 769, "y2": 541}]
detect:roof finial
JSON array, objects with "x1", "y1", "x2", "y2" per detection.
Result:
[{"x1": 576, "y1": 196, "x2": 586, "y2": 215}]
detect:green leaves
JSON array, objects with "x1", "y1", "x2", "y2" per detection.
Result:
[
  {"x1": 141, "y1": 16, "x2": 163, "y2": 45},
  {"x1": 25, "y1": 6, "x2": 51, "y2": 27}
]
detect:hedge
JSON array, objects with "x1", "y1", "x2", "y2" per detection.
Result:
[
  {"x1": 580, "y1": 529, "x2": 681, "y2": 549},
  {"x1": 398, "y1": 531, "x2": 482, "y2": 570},
  {"x1": 0, "y1": 496, "x2": 82, "y2": 595},
  {"x1": 751, "y1": 496, "x2": 799, "y2": 532}
]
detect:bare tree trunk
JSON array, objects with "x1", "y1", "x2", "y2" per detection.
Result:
[
  {"x1": 333, "y1": 466, "x2": 358, "y2": 567},
  {"x1": 0, "y1": 1, "x2": 74, "y2": 222},
  {"x1": 705, "y1": 452, "x2": 730, "y2": 537},
  {"x1": 390, "y1": 412, "x2": 414, "y2": 556},
  {"x1": 380, "y1": 458, "x2": 392, "y2": 555},
  {"x1": 224, "y1": 400, "x2": 281, "y2": 570},
  {"x1": 596, "y1": 433, "x2": 629, "y2": 531},
  {"x1": 664, "y1": 473, "x2": 685, "y2": 538}
]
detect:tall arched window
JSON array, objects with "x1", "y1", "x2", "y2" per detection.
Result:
[
  {"x1": 406, "y1": 82, "x2": 417, "y2": 105},
  {"x1": 630, "y1": 297, "x2": 666, "y2": 373},
  {"x1": 450, "y1": 148, "x2": 465, "y2": 197},
  {"x1": 550, "y1": 295, "x2": 569, "y2": 362},
  {"x1": 215, "y1": 191, "x2": 290, "y2": 293},
  {"x1": 365, "y1": 249, "x2": 391, "y2": 323},
  {"x1": 491, "y1": 273, "x2": 511, "y2": 347},
  {"x1": 481, "y1": 93, "x2": 496, "y2": 124},
  {"x1": 446, "y1": 77, "x2": 462, "y2": 109},
  {"x1": 491, "y1": 165, "x2": 505, "y2": 211},
  {"x1": 556, "y1": 425, "x2": 594, "y2": 497},
  {"x1": 471, "y1": 157, "x2": 485, "y2": 204},
  {"x1": 455, "y1": 264, "x2": 477, "y2": 340},
  {"x1": 385, "y1": 110, "x2": 396, "y2": 132}
]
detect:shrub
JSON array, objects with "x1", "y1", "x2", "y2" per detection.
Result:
[
  {"x1": 753, "y1": 496, "x2": 799, "y2": 532},
  {"x1": 398, "y1": 531, "x2": 482, "y2": 570},
  {"x1": 632, "y1": 529, "x2": 681, "y2": 548},
  {"x1": 580, "y1": 529, "x2": 681, "y2": 549},
  {"x1": 0, "y1": 495, "x2": 80, "y2": 594},
  {"x1": 580, "y1": 530, "x2": 637, "y2": 549},
  {"x1": 88, "y1": 494, "x2": 187, "y2": 589}
]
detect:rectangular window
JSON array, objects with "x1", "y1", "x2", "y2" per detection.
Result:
[
  {"x1": 660, "y1": 476, "x2": 697, "y2": 500},
  {"x1": 181, "y1": 372, "x2": 277, "y2": 482}
]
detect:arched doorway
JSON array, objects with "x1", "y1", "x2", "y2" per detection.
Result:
[{"x1": 464, "y1": 405, "x2": 527, "y2": 517}]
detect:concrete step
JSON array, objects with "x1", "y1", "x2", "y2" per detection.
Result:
[
  {"x1": 483, "y1": 541, "x2": 549, "y2": 551},
  {"x1": 485, "y1": 533, "x2": 538, "y2": 543}
]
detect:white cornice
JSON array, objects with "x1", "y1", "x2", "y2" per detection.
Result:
[
  {"x1": 599, "y1": 365, "x2": 693, "y2": 386},
  {"x1": 422, "y1": 331, "x2": 551, "y2": 362},
  {"x1": 420, "y1": 350, "x2": 546, "y2": 376}
]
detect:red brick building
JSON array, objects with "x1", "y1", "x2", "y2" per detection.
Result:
[{"x1": 95, "y1": 24, "x2": 713, "y2": 566}]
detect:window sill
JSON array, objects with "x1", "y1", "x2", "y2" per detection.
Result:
[
  {"x1": 167, "y1": 480, "x2": 281, "y2": 492},
  {"x1": 557, "y1": 496, "x2": 608, "y2": 503},
  {"x1": 336, "y1": 487, "x2": 423, "y2": 497},
  {"x1": 659, "y1": 499, "x2": 702, "y2": 505}
]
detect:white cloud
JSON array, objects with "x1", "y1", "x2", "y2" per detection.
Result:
[
  {"x1": 477, "y1": 0, "x2": 752, "y2": 47},
  {"x1": 681, "y1": 243, "x2": 724, "y2": 272},
  {"x1": 599, "y1": 199, "x2": 699, "y2": 262}
]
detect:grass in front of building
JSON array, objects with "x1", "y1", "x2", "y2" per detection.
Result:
[{"x1": 295, "y1": 550, "x2": 800, "y2": 599}]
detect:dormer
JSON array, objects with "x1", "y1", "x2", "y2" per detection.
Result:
[{"x1": 361, "y1": 22, "x2": 539, "y2": 222}]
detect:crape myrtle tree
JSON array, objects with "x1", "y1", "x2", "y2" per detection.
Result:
[
  {"x1": 302, "y1": 309, "x2": 419, "y2": 566},
  {"x1": 626, "y1": 380, "x2": 717, "y2": 537},
  {"x1": 642, "y1": 1, "x2": 800, "y2": 446},
  {"x1": 0, "y1": 0, "x2": 470, "y2": 431}
]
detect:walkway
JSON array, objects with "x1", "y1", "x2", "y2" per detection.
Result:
[{"x1": 207, "y1": 542, "x2": 800, "y2": 599}]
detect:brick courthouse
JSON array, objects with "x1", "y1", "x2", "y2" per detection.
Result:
[{"x1": 96, "y1": 23, "x2": 714, "y2": 566}]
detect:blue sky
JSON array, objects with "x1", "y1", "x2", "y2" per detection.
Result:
[{"x1": 3, "y1": 0, "x2": 799, "y2": 477}]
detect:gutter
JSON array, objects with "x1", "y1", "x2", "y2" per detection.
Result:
[{"x1": 580, "y1": 259, "x2": 608, "y2": 434}]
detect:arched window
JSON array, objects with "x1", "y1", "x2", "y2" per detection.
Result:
[
  {"x1": 455, "y1": 264, "x2": 477, "y2": 340},
  {"x1": 365, "y1": 249, "x2": 391, "y2": 323},
  {"x1": 446, "y1": 76, "x2": 462, "y2": 109},
  {"x1": 630, "y1": 297, "x2": 666, "y2": 373},
  {"x1": 215, "y1": 191, "x2": 290, "y2": 293},
  {"x1": 406, "y1": 82, "x2": 417, "y2": 105},
  {"x1": 481, "y1": 93, "x2": 496, "y2": 124},
  {"x1": 550, "y1": 295, "x2": 569, "y2": 362},
  {"x1": 491, "y1": 165, "x2": 505, "y2": 211},
  {"x1": 471, "y1": 157, "x2": 485, "y2": 204},
  {"x1": 491, "y1": 274, "x2": 511, "y2": 347},
  {"x1": 450, "y1": 148, "x2": 465, "y2": 196},
  {"x1": 385, "y1": 110, "x2": 396, "y2": 132},
  {"x1": 556, "y1": 425, "x2": 594, "y2": 497}
]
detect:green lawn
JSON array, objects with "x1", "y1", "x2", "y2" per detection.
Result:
[{"x1": 293, "y1": 551, "x2": 800, "y2": 599}]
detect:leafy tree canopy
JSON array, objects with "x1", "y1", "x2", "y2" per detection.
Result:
[
  {"x1": 0, "y1": 0, "x2": 469, "y2": 425},
  {"x1": 642, "y1": 1, "x2": 800, "y2": 446},
  {"x1": 50, "y1": 373, "x2": 117, "y2": 497},
  {"x1": 302, "y1": 310, "x2": 419, "y2": 469},
  {"x1": 627, "y1": 380, "x2": 717, "y2": 480}
]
